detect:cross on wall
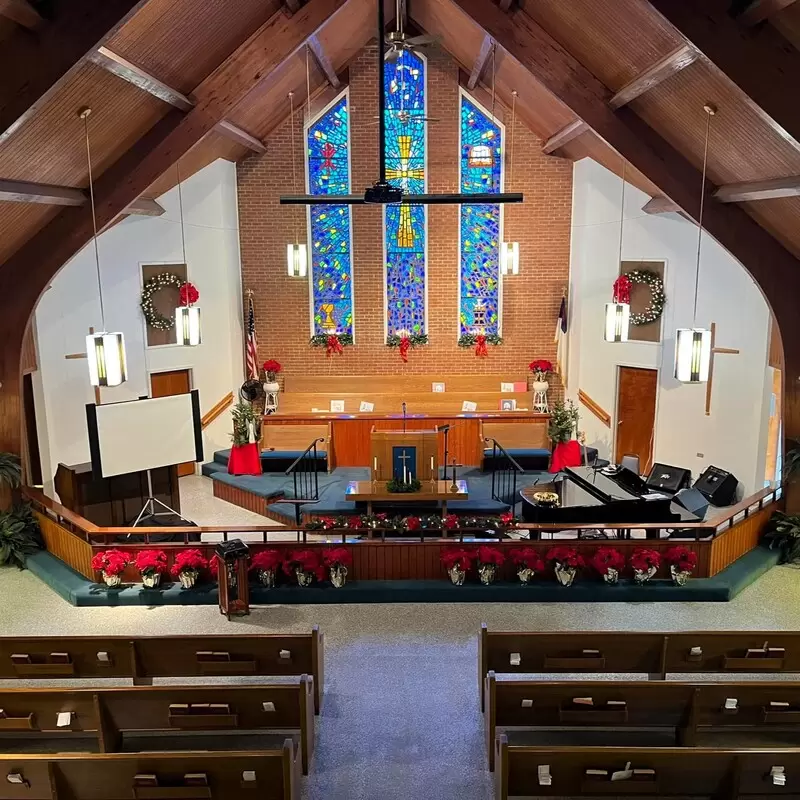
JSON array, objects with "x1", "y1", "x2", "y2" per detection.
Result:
[{"x1": 705, "y1": 322, "x2": 740, "y2": 416}]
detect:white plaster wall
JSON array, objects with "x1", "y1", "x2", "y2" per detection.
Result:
[
  {"x1": 567, "y1": 158, "x2": 772, "y2": 496},
  {"x1": 33, "y1": 159, "x2": 244, "y2": 492}
]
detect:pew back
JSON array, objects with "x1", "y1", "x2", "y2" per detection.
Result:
[
  {"x1": 283, "y1": 374, "x2": 528, "y2": 394},
  {"x1": 260, "y1": 424, "x2": 330, "y2": 453},
  {"x1": 481, "y1": 421, "x2": 549, "y2": 449}
]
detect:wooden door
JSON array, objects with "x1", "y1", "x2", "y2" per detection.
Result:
[
  {"x1": 150, "y1": 369, "x2": 195, "y2": 477},
  {"x1": 614, "y1": 366, "x2": 657, "y2": 473}
]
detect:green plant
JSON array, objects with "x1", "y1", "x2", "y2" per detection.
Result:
[
  {"x1": 386, "y1": 477, "x2": 422, "y2": 493},
  {"x1": 547, "y1": 400, "x2": 580, "y2": 444},
  {"x1": 784, "y1": 439, "x2": 800, "y2": 482},
  {"x1": 0, "y1": 452, "x2": 21, "y2": 490},
  {"x1": 0, "y1": 505, "x2": 41, "y2": 569},
  {"x1": 230, "y1": 401, "x2": 261, "y2": 447},
  {"x1": 764, "y1": 512, "x2": 800, "y2": 563}
]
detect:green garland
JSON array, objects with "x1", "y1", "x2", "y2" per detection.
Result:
[
  {"x1": 140, "y1": 272, "x2": 185, "y2": 331},
  {"x1": 386, "y1": 333, "x2": 428, "y2": 347},
  {"x1": 309, "y1": 333, "x2": 354, "y2": 347},
  {"x1": 624, "y1": 269, "x2": 666, "y2": 326},
  {"x1": 457, "y1": 333, "x2": 503, "y2": 347},
  {"x1": 386, "y1": 477, "x2": 422, "y2": 493}
]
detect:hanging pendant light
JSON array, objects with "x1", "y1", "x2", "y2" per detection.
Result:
[
  {"x1": 500, "y1": 80, "x2": 520, "y2": 276},
  {"x1": 80, "y1": 107, "x2": 127, "y2": 388},
  {"x1": 174, "y1": 159, "x2": 202, "y2": 346},
  {"x1": 675, "y1": 103, "x2": 716, "y2": 383},
  {"x1": 604, "y1": 160, "x2": 630, "y2": 342},
  {"x1": 286, "y1": 90, "x2": 308, "y2": 278}
]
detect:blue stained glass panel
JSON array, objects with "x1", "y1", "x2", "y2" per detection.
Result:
[
  {"x1": 459, "y1": 94, "x2": 502, "y2": 336},
  {"x1": 384, "y1": 50, "x2": 426, "y2": 335},
  {"x1": 307, "y1": 94, "x2": 354, "y2": 337}
]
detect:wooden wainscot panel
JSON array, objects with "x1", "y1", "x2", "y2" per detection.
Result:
[
  {"x1": 708, "y1": 499, "x2": 778, "y2": 577},
  {"x1": 35, "y1": 511, "x2": 94, "y2": 579}
]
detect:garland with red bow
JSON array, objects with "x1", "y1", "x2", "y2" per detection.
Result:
[
  {"x1": 309, "y1": 332, "x2": 353, "y2": 356},
  {"x1": 386, "y1": 332, "x2": 428, "y2": 362},
  {"x1": 458, "y1": 332, "x2": 503, "y2": 357}
]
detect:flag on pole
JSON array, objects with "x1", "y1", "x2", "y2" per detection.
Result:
[
  {"x1": 554, "y1": 292, "x2": 568, "y2": 387},
  {"x1": 245, "y1": 293, "x2": 259, "y2": 380}
]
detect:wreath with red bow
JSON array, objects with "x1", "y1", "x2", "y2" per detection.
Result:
[
  {"x1": 458, "y1": 332, "x2": 503, "y2": 357},
  {"x1": 612, "y1": 270, "x2": 665, "y2": 325},
  {"x1": 141, "y1": 273, "x2": 200, "y2": 331},
  {"x1": 386, "y1": 332, "x2": 428, "y2": 362},
  {"x1": 310, "y1": 333, "x2": 354, "y2": 356}
]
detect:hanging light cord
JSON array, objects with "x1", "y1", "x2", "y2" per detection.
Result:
[
  {"x1": 176, "y1": 161, "x2": 188, "y2": 300},
  {"x1": 509, "y1": 90, "x2": 516, "y2": 188},
  {"x1": 289, "y1": 91, "x2": 298, "y2": 242},
  {"x1": 81, "y1": 109, "x2": 106, "y2": 332},
  {"x1": 693, "y1": 104, "x2": 715, "y2": 323},
  {"x1": 490, "y1": 43, "x2": 497, "y2": 125},
  {"x1": 305, "y1": 45, "x2": 312, "y2": 126},
  {"x1": 617, "y1": 160, "x2": 627, "y2": 267}
]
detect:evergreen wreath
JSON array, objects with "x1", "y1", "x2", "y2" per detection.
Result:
[
  {"x1": 309, "y1": 333, "x2": 354, "y2": 347},
  {"x1": 386, "y1": 333, "x2": 428, "y2": 347},
  {"x1": 623, "y1": 269, "x2": 665, "y2": 326},
  {"x1": 140, "y1": 272, "x2": 186, "y2": 331},
  {"x1": 457, "y1": 332, "x2": 503, "y2": 347}
]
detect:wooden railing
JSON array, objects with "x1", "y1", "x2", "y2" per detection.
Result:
[
  {"x1": 200, "y1": 390, "x2": 234, "y2": 429},
  {"x1": 578, "y1": 389, "x2": 611, "y2": 427}
]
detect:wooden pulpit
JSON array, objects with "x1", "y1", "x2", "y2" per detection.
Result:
[
  {"x1": 370, "y1": 429, "x2": 438, "y2": 481},
  {"x1": 215, "y1": 540, "x2": 250, "y2": 619}
]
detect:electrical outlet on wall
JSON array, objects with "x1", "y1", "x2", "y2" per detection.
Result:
[{"x1": 696, "y1": 452, "x2": 704, "y2": 458}]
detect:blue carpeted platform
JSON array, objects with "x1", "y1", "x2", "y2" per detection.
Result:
[{"x1": 25, "y1": 545, "x2": 780, "y2": 606}]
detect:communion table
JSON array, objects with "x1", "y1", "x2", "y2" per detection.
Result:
[
  {"x1": 345, "y1": 479, "x2": 469, "y2": 517},
  {"x1": 370, "y1": 428, "x2": 438, "y2": 481}
]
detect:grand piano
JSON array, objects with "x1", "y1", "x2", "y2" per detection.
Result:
[{"x1": 520, "y1": 466, "x2": 697, "y2": 528}]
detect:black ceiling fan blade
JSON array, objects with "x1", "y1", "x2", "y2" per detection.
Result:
[{"x1": 279, "y1": 193, "x2": 524, "y2": 205}]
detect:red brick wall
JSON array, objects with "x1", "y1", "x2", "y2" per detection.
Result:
[{"x1": 236, "y1": 44, "x2": 572, "y2": 379}]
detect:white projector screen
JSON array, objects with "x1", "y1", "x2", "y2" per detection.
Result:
[{"x1": 86, "y1": 392, "x2": 202, "y2": 478}]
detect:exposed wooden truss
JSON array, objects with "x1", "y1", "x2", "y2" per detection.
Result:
[
  {"x1": 215, "y1": 120, "x2": 267, "y2": 154},
  {"x1": 609, "y1": 44, "x2": 698, "y2": 110},
  {"x1": 0, "y1": 0, "x2": 44, "y2": 30},
  {"x1": 738, "y1": 0, "x2": 797, "y2": 26},
  {"x1": 714, "y1": 176, "x2": 800, "y2": 203},
  {"x1": 284, "y1": 0, "x2": 302, "y2": 13},
  {"x1": 468, "y1": 34, "x2": 494, "y2": 90},
  {"x1": 542, "y1": 120, "x2": 588, "y2": 154},
  {"x1": 308, "y1": 34, "x2": 341, "y2": 88},
  {"x1": 642, "y1": 196, "x2": 680, "y2": 214}
]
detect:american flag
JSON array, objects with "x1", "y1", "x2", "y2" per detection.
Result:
[
  {"x1": 554, "y1": 292, "x2": 568, "y2": 387},
  {"x1": 245, "y1": 294, "x2": 259, "y2": 380}
]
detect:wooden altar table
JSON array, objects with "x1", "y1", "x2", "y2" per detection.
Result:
[{"x1": 345, "y1": 479, "x2": 469, "y2": 516}]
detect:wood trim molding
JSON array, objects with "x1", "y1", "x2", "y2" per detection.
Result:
[
  {"x1": 578, "y1": 389, "x2": 611, "y2": 428},
  {"x1": 201, "y1": 391, "x2": 234, "y2": 429}
]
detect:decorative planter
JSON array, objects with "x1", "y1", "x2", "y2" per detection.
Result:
[
  {"x1": 264, "y1": 381, "x2": 280, "y2": 414},
  {"x1": 602, "y1": 568, "x2": 619, "y2": 585},
  {"x1": 102, "y1": 572, "x2": 122, "y2": 588},
  {"x1": 448, "y1": 566, "x2": 466, "y2": 586},
  {"x1": 329, "y1": 564, "x2": 348, "y2": 588},
  {"x1": 141, "y1": 572, "x2": 162, "y2": 589},
  {"x1": 258, "y1": 568, "x2": 276, "y2": 588},
  {"x1": 517, "y1": 567, "x2": 536, "y2": 585},
  {"x1": 295, "y1": 568, "x2": 315, "y2": 587},
  {"x1": 670, "y1": 565, "x2": 692, "y2": 586},
  {"x1": 178, "y1": 570, "x2": 198, "y2": 589},
  {"x1": 634, "y1": 566, "x2": 658, "y2": 585},
  {"x1": 478, "y1": 564, "x2": 498, "y2": 585},
  {"x1": 554, "y1": 564, "x2": 577, "y2": 587},
  {"x1": 532, "y1": 379, "x2": 549, "y2": 414}
]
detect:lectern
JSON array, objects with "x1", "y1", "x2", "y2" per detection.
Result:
[
  {"x1": 216, "y1": 539, "x2": 250, "y2": 619},
  {"x1": 370, "y1": 429, "x2": 438, "y2": 482}
]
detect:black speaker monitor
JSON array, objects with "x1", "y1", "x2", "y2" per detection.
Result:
[
  {"x1": 646, "y1": 462, "x2": 691, "y2": 494},
  {"x1": 693, "y1": 466, "x2": 739, "y2": 507},
  {"x1": 674, "y1": 487, "x2": 709, "y2": 521}
]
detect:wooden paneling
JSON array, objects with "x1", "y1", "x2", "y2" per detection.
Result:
[
  {"x1": 35, "y1": 512, "x2": 94, "y2": 579},
  {"x1": 20, "y1": 318, "x2": 37, "y2": 375},
  {"x1": 0, "y1": 202, "x2": 58, "y2": 265},
  {"x1": 742, "y1": 195, "x2": 800, "y2": 260},
  {"x1": 615, "y1": 366, "x2": 657, "y2": 471},
  {"x1": 213, "y1": 480, "x2": 272, "y2": 517},
  {"x1": 708, "y1": 500, "x2": 777, "y2": 576}
]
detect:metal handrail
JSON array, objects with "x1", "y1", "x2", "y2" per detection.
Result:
[
  {"x1": 285, "y1": 437, "x2": 326, "y2": 475},
  {"x1": 484, "y1": 436, "x2": 524, "y2": 506},
  {"x1": 284, "y1": 437, "x2": 326, "y2": 526},
  {"x1": 483, "y1": 437, "x2": 525, "y2": 473}
]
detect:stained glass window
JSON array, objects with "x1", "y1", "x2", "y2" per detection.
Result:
[
  {"x1": 384, "y1": 51, "x2": 426, "y2": 336},
  {"x1": 459, "y1": 91, "x2": 503, "y2": 337},
  {"x1": 306, "y1": 92, "x2": 354, "y2": 337}
]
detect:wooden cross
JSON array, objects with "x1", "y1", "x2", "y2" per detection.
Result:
[
  {"x1": 64, "y1": 327, "x2": 101, "y2": 405},
  {"x1": 705, "y1": 322, "x2": 740, "y2": 416}
]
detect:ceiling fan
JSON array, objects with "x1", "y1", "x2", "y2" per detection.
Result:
[
  {"x1": 279, "y1": 0, "x2": 523, "y2": 206},
  {"x1": 384, "y1": 0, "x2": 438, "y2": 63}
]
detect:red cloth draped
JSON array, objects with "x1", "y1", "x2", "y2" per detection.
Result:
[
  {"x1": 228, "y1": 443, "x2": 262, "y2": 476},
  {"x1": 613, "y1": 275, "x2": 632, "y2": 304},
  {"x1": 326, "y1": 334, "x2": 343, "y2": 357},
  {"x1": 475, "y1": 334, "x2": 488, "y2": 357},
  {"x1": 399, "y1": 336, "x2": 411, "y2": 362},
  {"x1": 549, "y1": 440, "x2": 583, "y2": 473}
]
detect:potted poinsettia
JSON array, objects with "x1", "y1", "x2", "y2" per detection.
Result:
[
  {"x1": 476, "y1": 546, "x2": 505, "y2": 585},
  {"x1": 283, "y1": 549, "x2": 324, "y2": 587},
  {"x1": 135, "y1": 549, "x2": 168, "y2": 588},
  {"x1": 91, "y1": 549, "x2": 129, "y2": 587},
  {"x1": 250, "y1": 549, "x2": 282, "y2": 587},
  {"x1": 509, "y1": 547, "x2": 544, "y2": 584},
  {"x1": 441, "y1": 548, "x2": 474, "y2": 585},
  {"x1": 170, "y1": 549, "x2": 208, "y2": 589},
  {"x1": 546, "y1": 546, "x2": 584, "y2": 587},
  {"x1": 630, "y1": 548, "x2": 661, "y2": 585},
  {"x1": 322, "y1": 547, "x2": 352, "y2": 587},
  {"x1": 590, "y1": 547, "x2": 625, "y2": 585},
  {"x1": 443, "y1": 513, "x2": 460, "y2": 531},
  {"x1": 664, "y1": 546, "x2": 697, "y2": 586}
]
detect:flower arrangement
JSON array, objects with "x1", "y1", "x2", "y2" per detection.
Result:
[
  {"x1": 664, "y1": 546, "x2": 697, "y2": 586},
  {"x1": 250, "y1": 549, "x2": 282, "y2": 587},
  {"x1": 386, "y1": 476, "x2": 422, "y2": 493},
  {"x1": 170, "y1": 549, "x2": 208, "y2": 589},
  {"x1": 262, "y1": 359, "x2": 282, "y2": 382},
  {"x1": 322, "y1": 547, "x2": 352, "y2": 588},
  {"x1": 441, "y1": 547, "x2": 473, "y2": 585},
  {"x1": 509, "y1": 547, "x2": 544, "y2": 584},
  {"x1": 283, "y1": 549, "x2": 325, "y2": 586},
  {"x1": 529, "y1": 359, "x2": 553, "y2": 381},
  {"x1": 405, "y1": 515, "x2": 422, "y2": 531},
  {"x1": 443, "y1": 514, "x2": 460, "y2": 530},
  {"x1": 547, "y1": 546, "x2": 584, "y2": 587},
  {"x1": 476, "y1": 545, "x2": 505, "y2": 585},
  {"x1": 630, "y1": 548, "x2": 661, "y2": 584},
  {"x1": 91, "y1": 549, "x2": 129, "y2": 587},
  {"x1": 590, "y1": 547, "x2": 625, "y2": 585},
  {"x1": 135, "y1": 549, "x2": 168, "y2": 589}
]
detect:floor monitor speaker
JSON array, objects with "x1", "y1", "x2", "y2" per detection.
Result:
[
  {"x1": 693, "y1": 466, "x2": 739, "y2": 507},
  {"x1": 674, "y1": 487, "x2": 709, "y2": 521},
  {"x1": 646, "y1": 462, "x2": 691, "y2": 494}
]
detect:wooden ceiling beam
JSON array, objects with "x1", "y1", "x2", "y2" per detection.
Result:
[
  {"x1": 0, "y1": 0, "x2": 148, "y2": 144},
  {"x1": 0, "y1": 0, "x2": 44, "y2": 30},
  {"x1": 215, "y1": 120, "x2": 267, "y2": 154},
  {"x1": 609, "y1": 44, "x2": 699, "y2": 110},
  {"x1": 307, "y1": 34, "x2": 341, "y2": 88},
  {"x1": 284, "y1": 0, "x2": 302, "y2": 13},
  {"x1": 646, "y1": 0, "x2": 800, "y2": 148},
  {"x1": 468, "y1": 34, "x2": 494, "y2": 90},
  {"x1": 498, "y1": 0, "x2": 513, "y2": 11},
  {"x1": 737, "y1": 0, "x2": 797, "y2": 26},
  {"x1": 125, "y1": 198, "x2": 166, "y2": 216},
  {"x1": 715, "y1": 175, "x2": 800, "y2": 202},
  {"x1": 542, "y1": 119, "x2": 588, "y2": 154},
  {"x1": 642, "y1": 196, "x2": 680, "y2": 214}
]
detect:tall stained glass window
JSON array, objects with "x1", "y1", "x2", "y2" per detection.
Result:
[
  {"x1": 384, "y1": 51, "x2": 427, "y2": 337},
  {"x1": 459, "y1": 91, "x2": 503, "y2": 337},
  {"x1": 306, "y1": 91, "x2": 354, "y2": 337}
]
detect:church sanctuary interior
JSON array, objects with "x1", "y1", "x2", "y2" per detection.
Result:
[{"x1": 3, "y1": 0, "x2": 800, "y2": 797}]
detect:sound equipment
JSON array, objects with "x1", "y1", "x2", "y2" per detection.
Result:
[
  {"x1": 693, "y1": 466, "x2": 739, "y2": 506},
  {"x1": 646, "y1": 462, "x2": 691, "y2": 494},
  {"x1": 674, "y1": 487, "x2": 709, "y2": 521},
  {"x1": 608, "y1": 466, "x2": 649, "y2": 496}
]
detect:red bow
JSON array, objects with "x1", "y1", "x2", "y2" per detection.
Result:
[
  {"x1": 179, "y1": 282, "x2": 199, "y2": 306},
  {"x1": 399, "y1": 336, "x2": 411, "y2": 363},
  {"x1": 613, "y1": 275, "x2": 631, "y2": 304},
  {"x1": 475, "y1": 334, "x2": 488, "y2": 357},
  {"x1": 326, "y1": 334, "x2": 343, "y2": 357}
]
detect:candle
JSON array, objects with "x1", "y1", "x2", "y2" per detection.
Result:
[
  {"x1": 403, "y1": 465, "x2": 408, "y2": 483},
  {"x1": 430, "y1": 456, "x2": 434, "y2": 471},
  {"x1": 373, "y1": 456, "x2": 377, "y2": 472}
]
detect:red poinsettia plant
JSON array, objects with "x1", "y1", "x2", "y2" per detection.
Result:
[
  {"x1": 322, "y1": 547, "x2": 352, "y2": 568},
  {"x1": 262, "y1": 359, "x2": 282, "y2": 381},
  {"x1": 589, "y1": 547, "x2": 625, "y2": 577},
  {"x1": 499, "y1": 511, "x2": 516, "y2": 527},
  {"x1": 630, "y1": 548, "x2": 661, "y2": 573},
  {"x1": 476, "y1": 546, "x2": 506, "y2": 566},
  {"x1": 529, "y1": 359, "x2": 553, "y2": 380},
  {"x1": 509, "y1": 547, "x2": 545, "y2": 572},
  {"x1": 250, "y1": 549, "x2": 282, "y2": 573},
  {"x1": 664, "y1": 546, "x2": 697, "y2": 573},
  {"x1": 546, "y1": 546, "x2": 584, "y2": 568},
  {"x1": 135, "y1": 549, "x2": 168, "y2": 576},
  {"x1": 443, "y1": 514, "x2": 460, "y2": 530},
  {"x1": 405, "y1": 515, "x2": 422, "y2": 531},
  {"x1": 283, "y1": 549, "x2": 325, "y2": 582},
  {"x1": 170, "y1": 549, "x2": 208, "y2": 578},
  {"x1": 179, "y1": 282, "x2": 199, "y2": 307},
  {"x1": 440, "y1": 548, "x2": 474, "y2": 571},
  {"x1": 91, "y1": 549, "x2": 129, "y2": 577}
]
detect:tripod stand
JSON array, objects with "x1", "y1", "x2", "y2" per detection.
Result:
[{"x1": 131, "y1": 468, "x2": 189, "y2": 527}]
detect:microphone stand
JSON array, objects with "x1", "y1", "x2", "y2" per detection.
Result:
[
  {"x1": 438, "y1": 424, "x2": 451, "y2": 481},
  {"x1": 402, "y1": 401, "x2": 407, "y2": 434}
]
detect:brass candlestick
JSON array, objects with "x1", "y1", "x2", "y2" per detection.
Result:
[{"x1": 449, "y1": 459, "x2": 459, "y2": 493}]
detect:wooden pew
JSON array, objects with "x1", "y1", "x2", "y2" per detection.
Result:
[
  {"x1": 479, "y1": 624, "x2": 800, "y2": 710},
  {"x1": 0, "y1": 748, "x2": 299, "y2": 800},
  {"x1": 0, "y1": 628, "x2": 325, "y2": 714},
  {"x1": 260, "y1": 423, "x2": 330, "y2": 470},
  {"x1": 493, "y1": 740, "x2": 800, "y2": 800},
  {"x1": 0, "y1": 679, "x2": 315, "y2": 775}
]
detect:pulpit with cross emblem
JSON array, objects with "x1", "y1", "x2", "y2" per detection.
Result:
[{"x1": 369, "y1": 429, "x2": 438, "y2": 482}]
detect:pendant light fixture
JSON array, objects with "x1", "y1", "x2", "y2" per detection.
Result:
[
  {"x1": 174, "y1": 159, "x2": 202, "y2": 346},
  {"x1": 80, "y1": 107, "x2": 127, "y2": 388},
  {"x1": 604, "y1": 159, "x2": 630, "y2": 342},
  {"x1": 675, "y1": 104, "x2": 716, "y2": 383},
  {"x1": 500, "y1": 88, "x2": 520, "y2": 276},
  {"x1": 286, "y1": 90, "x2": 307, "y2": 278}
]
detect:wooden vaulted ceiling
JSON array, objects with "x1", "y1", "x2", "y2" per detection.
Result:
[{"x1": 0, "y1": 0, "x2": 799, "y2": 278}]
